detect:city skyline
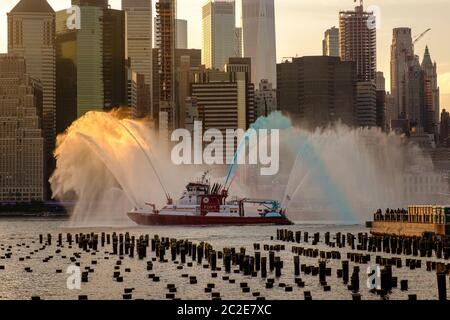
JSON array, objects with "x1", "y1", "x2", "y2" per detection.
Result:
[
  {"x1": 0, "y1": 0, "x2": 449, "y2": 108},
  {"x1": 0, "y1": 1, "x2": 449, "y2": 104},
  {"x1": 3, "y1": 1, "x2": 450, "y2": 306}
]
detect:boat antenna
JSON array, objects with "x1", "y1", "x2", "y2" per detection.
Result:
[
  {"x1": 116, "y1": 120, "x2": 172, "y2": 202},
  {"x1": 201, "y1": 170, "x2": 210, "y2": 183}
]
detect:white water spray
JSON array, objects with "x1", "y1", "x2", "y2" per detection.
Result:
[{"x1": 51, "y1": 110, "x2": 436, "y2": 225}]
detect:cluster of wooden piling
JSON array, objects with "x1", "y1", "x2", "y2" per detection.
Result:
[
  {"x1": 1, "y1": 228, "x2": 449, "y2": 300},
  {"x1": 2, "y1": 232, "x2": 287, "y2": 300},
  {"x1": 277, "y1": 228, "x2": 449, "y2": 300}
]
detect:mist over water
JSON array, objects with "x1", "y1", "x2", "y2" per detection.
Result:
[
  {"x1": 230, "y1": 112, "x2": 434, "y2": 222},
  {"x1": 50, "y1": 110, "x2": 434, "y2": 226},
  {"x1": 281, "y1": 124, "x2": 432, "y2": 222}
]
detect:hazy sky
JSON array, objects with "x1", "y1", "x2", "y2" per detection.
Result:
[{"x1": 1, "y1": 0, "x2": 449, "y2": 107}]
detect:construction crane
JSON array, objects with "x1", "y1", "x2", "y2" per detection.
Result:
[
  {"x1": 413, "y1": 28, "x2": 431, "y2": 45},
  {"x1": 402, "y1": 28, "x2": 431, "y2": 58}
]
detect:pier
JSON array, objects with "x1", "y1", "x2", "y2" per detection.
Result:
[{"x1": 371, "y1": 206, "x2": 450, "y2": 237}]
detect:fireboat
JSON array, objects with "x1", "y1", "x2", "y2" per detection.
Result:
[{"x1": 128, "y1": 172, "x2": 293, "y2": 226}]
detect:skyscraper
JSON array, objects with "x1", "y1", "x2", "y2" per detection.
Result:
[
  {"x1": 235, "y1": 27, "x2": 243, "y2": 58},
  {"x1": 122, "y1": 0, "x2": 152, "y2": 117},
  {"x1": 385, "y1": 93, "x2": 397, "y2": 130},
  {"x1": 7, "y1": 0, "x2": 56, "y2": 189},
  {"x1": 408, "y1": 55, "x2": 425, "y2": 128},
  {"x1": 323, "y1": 27, "x2": 340, "y2": 57},
  {"x1": 56, "y1": 0, "x2": 126, "y2": 129},
  {"x1": 0, "y1": 54, "x2": 44, "y2": 202},
  {"x1": 152, "y1": 47, "x2": 160, "y2": 119},
  {"x1": 375, "y1": 71, "x2": 386, "y2": 130},
  {"x1": 155, "y1": 0, "x2": 176, "y2": 133},
  {"x1": 422, "y1": 46, "x2": 440, "y2": 135},
  {"x1": 126, "y1": 68, "x2": 150, "y2": 119},
  {"x1": 390, "y1": 28, "x2": 414, "y2": 118},
  {"x1": 242, "y1": 0, "x2": 277, "y2": 86},
  {"x1": 190, "y1": 68, "x2": 256, "y2": 163},
  {"x1": 103, "y1": 8, "x2": 127, "y2": 110},
  {"x1": 202, "y1": 0, "x2": 236, "y2": 71},
  {"x1": 277, "y1": 56, "x2": 356, "y2": 130},
  {"x1": 225, "y1": 57, "x2": 256, "y2": 126},
  {"x1": 191, "y1": 72, "x2": 249, "y2": 132},
  {"x1": 356, "y1": 81, "x2": 377, "y2": 127},
  {"x1": 191, "y1": 70, "x2": 253, "y2": 163},
  {"x1": 339, "y1": 4, "x2": 377, "y2": 82},
  {"x1": 176, "y1": 19, "x2": 188, "y2": 49},
  {"x1": 56, "y1": 1, "x2": 103, "y2": 122}
]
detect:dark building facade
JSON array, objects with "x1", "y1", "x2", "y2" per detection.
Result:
[
  {"x1": 175, "y1": 49, "x2": 202, "y2": 128},
  {"x1": 440, "y1": 109, "x2": 450, "y2": 146},
  {"x1": 152, "y1": 48, "x2": 160, "y2": 120},
  {"x1": 277, "y1": 56, "x2": 356, "y2": 130},
  {"x1": 103, "y1": 8, "x2": 126, "y2": 110},
  {"x1": 408, "y1": 58, "x2": 425, "y2": 130},
  {"x1": 191, "y1": 69, "x2": 256, "y2": 132},
  {"x1": 55, "y1": 0, "x2": 126, "y2": 133},
  {"x1": 175, "y1": 49, "x2": 202, "y2": 70},
  {"x1": 376, "y1": 90, "x2": 386, "y2": 130}
]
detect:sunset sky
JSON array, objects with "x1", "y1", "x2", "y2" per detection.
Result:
[{"x1": 1, "y1": 0, "x2": 449, "y2": 107}]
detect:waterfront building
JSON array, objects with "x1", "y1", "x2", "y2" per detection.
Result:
[
  {"x1": 0, "y1": 55, "x2": 44, "y2": 202},
  {"x1": 8, "y1": 0, "x2": 56, "y2": 194}
]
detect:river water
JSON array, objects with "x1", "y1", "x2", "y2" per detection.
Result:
[{"x1": 0, "y1": 218, "x2": 447, "y2": 300}]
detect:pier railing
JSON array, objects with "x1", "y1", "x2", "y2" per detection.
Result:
[
  {"x1": 374, "y1": 207, "x2": 448, "y2": 225},
  {"x1": 374, "y1": 209, "x2": 408, "y2": 223}
]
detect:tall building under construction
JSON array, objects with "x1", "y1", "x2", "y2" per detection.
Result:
[
  {"x1": 339, "y1": 3, "x2": 377, "y2": 127},
  {"x1": 339, "y1": 4, "x2": 377, "y2": 82},
  {"x1": 155, "y1": 0, "x2": 176, "y2": 136}
]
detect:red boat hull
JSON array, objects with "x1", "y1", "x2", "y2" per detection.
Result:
[{"x1": 128, "y1": 212, "x2": 294, "y2": 226}]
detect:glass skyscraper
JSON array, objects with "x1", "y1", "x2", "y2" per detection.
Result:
[{"x1": 56, "y1": 0, "x2": 126, "y2": 133}]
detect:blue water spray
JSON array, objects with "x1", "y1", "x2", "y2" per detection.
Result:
[
  {"x1": 293, "y1": 134, "x2": 356, "y2": 221},
  {"x1": 225, "y1": 112, "x2": 291, "y2": 188},
  {"x1": 224, "y1": 111, "x2": 356, "y2": 221}
]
